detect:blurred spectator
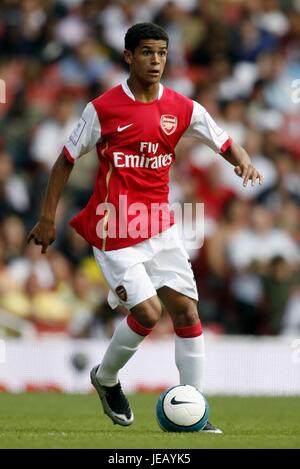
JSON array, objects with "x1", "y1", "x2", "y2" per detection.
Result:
[
  {"x1": 30, "y1": 96, "x2": 79, "y2": 171},
  {"x1": 226, "y1": 204, "x2": 300, "y2": 334},
  {"x1": 100, "y1": 0, "x2": 152, "y2": 54},
  {"x1": 7, "y1": 242, "x2": 55, "y2": 289},
  {"x1": 0, "y1": 89, "x2": 42, "y2": 165},
  {"x1": 227, "y1": 204, "x2": 300, "y2": 269},
  {"x1": 1, "y1": 215, "x2": 27, "y2": 260},
  {"x1": 263, "y1": 48, "x2": 300, "y2": 113},
  {"x1": 58, "y1": 37, "x2": 115, "y2": 88},
  {"x1": 252, "y1": 0, "x2": 290, "y2": 37},
  {"x1": 257, "y1": 148, "x2": 300, "y2": 209},
  {"x1": 0, "y1": 236, "x2": 19, "y2": 294},
  {"x1": 58, "y1": 230, "x2": 92, "y2": 266},
  {"x1": 185, "y1": 198, "x2": 247, "y2": 332},
  {"x1": 0, "y1": 151, "x2": 30, "y2": 219},
  {"x1": 64, "y1": 267, "x2": 102, "y2": 337},
  {"x1": 25, "y1": 271, "x2": 72, "y2": 335},
  {"x1": 230, "y1": 15, "x2": 278, "y2": 63},
  {"x1": 261, "y1": 256, "x2": 300, "y2": 334}
]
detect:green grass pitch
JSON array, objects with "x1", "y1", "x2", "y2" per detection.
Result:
[{"x1": 0, "y1": 393, "x2": 299, "y2": 449}]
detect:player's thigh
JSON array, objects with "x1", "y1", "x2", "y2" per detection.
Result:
[
  {"x1": 145, "y1": 239, "x2": 199, "y2": 326},
  {"x1": 93, "y1": 246, "x2": 159, "y2": 312},
  {"x1": 146, "y1": 241, "x2": 198, "y2": 301}
]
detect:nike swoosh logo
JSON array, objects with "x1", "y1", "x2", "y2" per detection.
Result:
[
  {"x1": 117, "y1": 123, "x2": 133, "y2": 132},
  {"x1": 171, "y1": 396, "x2": 198, "y2": 405}
]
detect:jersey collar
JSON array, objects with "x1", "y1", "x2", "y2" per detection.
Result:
[{"x1": 122, "y1": 80, "x2": 164, "y2": 102}]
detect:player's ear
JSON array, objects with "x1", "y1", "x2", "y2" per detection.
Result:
[{"x1": 124, "y1": 49, "x2": 133, "y2": 65}]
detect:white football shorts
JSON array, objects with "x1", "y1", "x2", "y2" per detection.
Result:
[{"x1": 93, "y1": 225, "x2": 199, "y2": 310}]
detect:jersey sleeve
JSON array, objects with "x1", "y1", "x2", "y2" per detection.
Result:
[
  {"x1": 63, "y1": 102, "x2": 101, "y2": 163},
  {"x1": 183, "y1": 100, "x2": 232, "y2": 153}
]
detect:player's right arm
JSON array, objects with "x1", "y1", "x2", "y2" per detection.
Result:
[
  {"x1": 27, "y1": 102, "x2": 101, "y2": 254},
  {"x1": 27, "y1": 152, "x2": 74, "y2": 253}
]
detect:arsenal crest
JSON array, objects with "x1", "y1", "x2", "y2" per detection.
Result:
[
  {"x1": 115, "y1": 285, "x2": 127, "y2": 302},
  {"x1": 160, "y1": 115, "x2": 178, "y2": 135}
]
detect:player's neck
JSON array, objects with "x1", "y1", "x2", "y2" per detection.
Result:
[{"x1": 127, "y1": 78, "x2": 160, "y2": 103}]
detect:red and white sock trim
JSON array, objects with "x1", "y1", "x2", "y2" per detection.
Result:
[
  {"x1": 127, "y1": 314, "x2": 153, "y2": 337},
  {"x1": 174, "y1": 320, "x2": 202, "y2": 338}
]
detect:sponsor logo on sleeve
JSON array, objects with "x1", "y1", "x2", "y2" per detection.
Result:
[{"x1": 70, "y1": 118, "x2": 86, "y2": 145}]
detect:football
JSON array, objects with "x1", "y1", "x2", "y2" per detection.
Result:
[{"x1": 156, "y1": 385, "x2": 209, "y2": 432}]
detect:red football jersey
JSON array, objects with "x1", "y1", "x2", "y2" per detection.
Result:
[{"x1": 63, "y1": 82, "x2": 232, "y2": 251}]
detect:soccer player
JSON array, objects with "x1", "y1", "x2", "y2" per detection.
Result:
[{"x1": 27, "y1": 23, "x2": 263, "y2": 433}]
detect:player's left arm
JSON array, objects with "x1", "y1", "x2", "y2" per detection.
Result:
[
  {"x1": 221, "y1": 141, "x2": 263, "y2": 187},
  {"x1": 184, "y1": 100, "x2": 264, "y2": 188}
]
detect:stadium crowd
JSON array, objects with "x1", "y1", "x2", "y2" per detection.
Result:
[{"x1": 0, "y1": 0, "x2": 300, "y2": 338}]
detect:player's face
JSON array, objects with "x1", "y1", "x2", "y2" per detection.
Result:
[{"x1": 124, "y1": 39, "x2": 168, "y2": 85}]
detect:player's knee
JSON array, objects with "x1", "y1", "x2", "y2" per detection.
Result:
[
  {"x1": 141, "y1": 312, "x2": 161, "y2": 328},
  {"x1": 172, "y1": 302, "x2": 199, "y2": 327},
  {"x1": 131, "y1": 297, "x2": 162, "y2": 328},
  {"x1": 139, "y1": 304, "x2": 162, "y2": 328}
]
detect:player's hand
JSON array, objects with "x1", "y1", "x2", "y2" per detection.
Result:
[
  {"x1": 234, "y1": 164, "x2": 263, "y2": 187},
  {"x1": 26, "y1": 217, "x2": 56, "y2": 254}
]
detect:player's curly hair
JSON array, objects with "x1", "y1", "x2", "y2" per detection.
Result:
[{"x1": 125, "y1": 23, "x2": 169, "y2": 52}]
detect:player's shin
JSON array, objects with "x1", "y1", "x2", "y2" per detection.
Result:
[
  {"x1": 96, "y1": 314, "x2": 154, "y2": 386},
  {"x1": 174, "y1": 321, "x2": 205, "y2": 392}
]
